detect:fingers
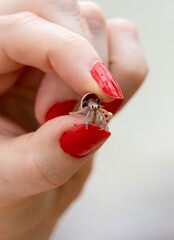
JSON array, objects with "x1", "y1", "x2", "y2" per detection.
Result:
[
  {"x1": 33, "y1": 0, "x2": 110, "y2": 124},
  {"x1": 0, "y1": 117, "x2": 110, "y2": 199},
  {"x1": 107, "y1": 19, "x2": 148, "y2": 105},
  {"x1": 35, "y1": 2, "x2": 110, "y2": 124},
  {"x1": 101, "y1": 19, "x2": 148, "y2": 115},
  {"x1": 0, "y1": 12, "x2": 122, "y2": 101},
  {"x1": 32, "y1": 0, "x2": 93, "y2": 123}
]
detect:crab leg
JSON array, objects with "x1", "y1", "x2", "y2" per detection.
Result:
[
  {"x1": 100, "y1": 108, "x2": 113, "y2": 121},
  {"x1": 89, "y1": 109, "x2": 95, "y2": 124},
  {"x1": 100, "y1": 112, "x2": 107, "y2": 129},
  {"x1": 96, "y1": 110, "x2": 103, "y2": 126},
  {"x1": 69, "y1": 107, "x2": 88, "y2": 116},
  {"x1": 85, "y1": 110, "x2": 92, "y2": 129}
]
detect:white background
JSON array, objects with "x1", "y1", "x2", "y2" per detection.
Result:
[{"x1": 51, "y1": 1, "x2": 174, "y2": 239}]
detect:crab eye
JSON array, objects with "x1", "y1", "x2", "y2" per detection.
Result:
[
  {"x1": 98, "y1": 105, "x2": 99, "y2": 108},
  {"x1": 92, "y1": 105, "x2": 93, "y2": 109},
  {"x1": 82, "y1": 101, "x2": 88, "y2": 108}
]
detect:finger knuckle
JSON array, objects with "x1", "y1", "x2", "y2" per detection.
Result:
[
  {"x1": 40, "y1": 0, "x2": 78, "y2": 11},
  {"x1": 109, "y1": 18, "x2": 138, "y2": 38},
  {"x1": 12, "y1": 11, "x2": 39, "y2": 26},
  {"x1": 84, "y1": 2, "x2": 106, "y2": 26},
  {"x1": 0, "y1": 12, "x2": 38, "y2": 31},
  {"x1": 23, "y1": 136, "x2": 69, "y2": 190},
  {"x1": 131, "y1": 65, "x2": 148, "y2": 86},
  {"x1": 64, "y1": 33, "x2": 90, "y2": 51},
  {"x1": 48, "y1": 32, "x2": 94, "y2": 82},
  {"x1": 120, "y1": 60, "x2": 148, "y2": 87},
  {"x1": 24, "y1": 154, "x2": 68, "y2": 190}
]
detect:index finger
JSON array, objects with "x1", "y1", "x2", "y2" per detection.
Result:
[{"x1": 0, "y1": 12, "x2": 123, "y2": 101}]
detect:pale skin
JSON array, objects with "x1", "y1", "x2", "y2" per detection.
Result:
[{"x1": 0, "y1": 0, "x2": 148, "y2": 239}]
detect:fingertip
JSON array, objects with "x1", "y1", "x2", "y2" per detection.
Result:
[{"x1": 60, "y1": 124, "x2": 111, "y2": 158}]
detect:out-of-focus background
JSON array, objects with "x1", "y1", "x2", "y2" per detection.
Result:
[{"x1": 51, "y1": 1, "x2": 174, "y2": 239}]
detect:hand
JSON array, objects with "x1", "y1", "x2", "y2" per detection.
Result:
[{"x1": 0, "y1": 1, "x2": 148, "y2": 239}]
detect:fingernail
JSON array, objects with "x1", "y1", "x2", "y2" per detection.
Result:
[
  {"x1": 102, "y1": 99, "x2": 123, "y2": 115},
  {"x1": 45, "y1": 100, "x2": 77, "y2": 122},
  {"x1": 60, "y1": 124, "x2": 111, "y2": 158},
  {"x1": 91, "y1": 62, "x2": 123, "y2": 99}
]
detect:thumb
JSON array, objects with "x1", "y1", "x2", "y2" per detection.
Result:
[{"x1": 0, "y1": 116, "x2": 110, "y2": 199}]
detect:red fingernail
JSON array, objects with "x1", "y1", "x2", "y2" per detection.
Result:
[
  {"x1": 45, "y1": 100, "x2": 77, "y2": 122},
  {"x1": 60, "y1": 124, "x2": 111, "y2": 158},
  {"x1": 102, "y1": 99, "x2": 123, "y2": 115},
  {"x1": 91, "y1": 62, "x2": 123, "y2": 99}
]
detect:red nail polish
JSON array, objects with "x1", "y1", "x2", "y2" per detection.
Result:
[
  {"x1": 45, "y1": 100, "x2": 77, "y2": 122},
  {"x1": 91, "y1": 62, "x2": 123, "y2": 99},
  {"x1": 60, "y1": 124, "x2": 111, "y2": 158},
  {"x1": 102, "y1": 99, "x2": 123, "y2": 115}
]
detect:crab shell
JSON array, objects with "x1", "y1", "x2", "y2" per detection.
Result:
[{"x1": 80, "y1": 93, "x2": 101, "y2": 108}]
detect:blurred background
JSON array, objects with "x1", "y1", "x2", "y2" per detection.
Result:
[{"x1": 51, "y1": 0, "x2": 174, "y2": 239}]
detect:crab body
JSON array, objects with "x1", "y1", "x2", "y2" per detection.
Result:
[{"x1": 70, "y1": 93, "x2": 113, "y2": 129}]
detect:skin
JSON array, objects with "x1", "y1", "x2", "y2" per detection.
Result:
[{"x1": 0, "y1": 0, "x2": 148, "y2": 239}]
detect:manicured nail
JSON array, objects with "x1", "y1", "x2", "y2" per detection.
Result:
[
  {"x1": 91, "y1": 62, "x2": 123, "y2": 98},
  {"x1": 45, "y1": 100, "x2": 77, "y2": 122},
  {"x1": 60, "y1": 124, "x2": 111, "y2": 158},
  {"x1": 102, "y1": 99, "x2": 123, "y2": 115}
]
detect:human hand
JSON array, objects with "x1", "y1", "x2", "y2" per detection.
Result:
[{"x1": 0, "y1": 1, "x2": 148, "y2": 239}]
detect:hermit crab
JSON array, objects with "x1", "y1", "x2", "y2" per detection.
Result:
[{"x1": 70, "y1": 93, "x2": 113, "y2": 129}]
